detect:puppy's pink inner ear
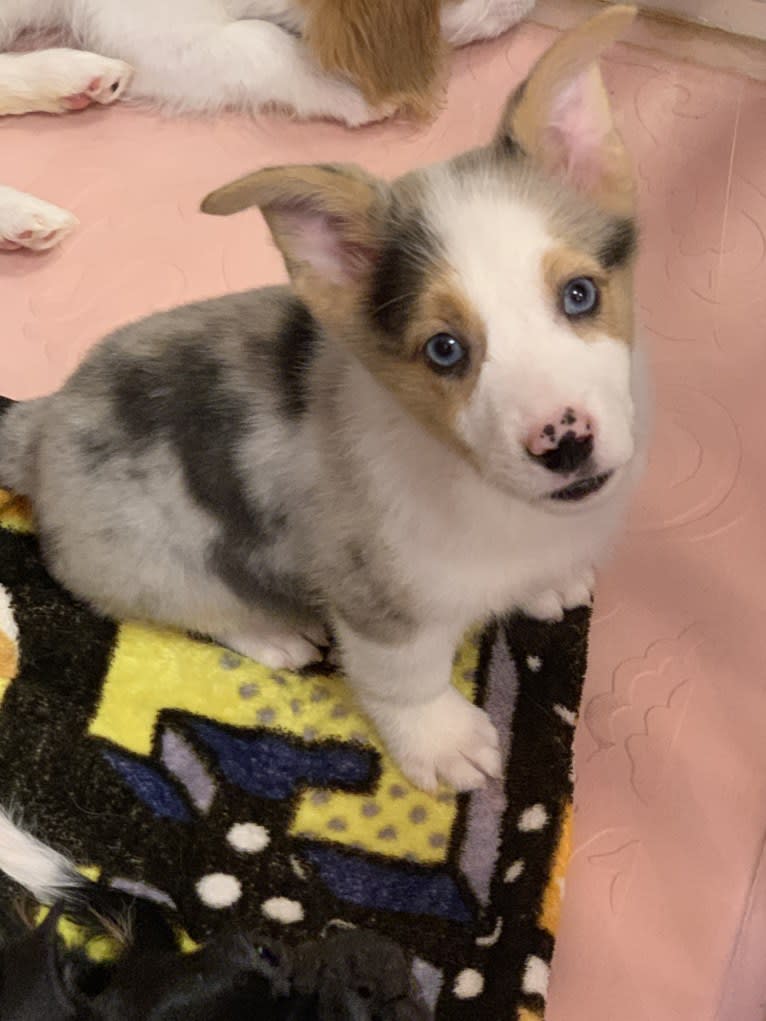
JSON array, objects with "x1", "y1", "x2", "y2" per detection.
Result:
[
  {"x1": 545, "y1": 65, "x2": 616, "y2": 193},
  {"x1": 277, "y1": 207, "x2": 374, "y2": 285}
]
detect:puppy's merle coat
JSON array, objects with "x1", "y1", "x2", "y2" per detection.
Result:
[{"x1": 0, "y1": 9, "x2": 647, "y2": 792}]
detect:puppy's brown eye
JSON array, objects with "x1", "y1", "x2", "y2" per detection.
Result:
[{"x1": 424, "y1": 333, "x2": 467, "y2": 374}]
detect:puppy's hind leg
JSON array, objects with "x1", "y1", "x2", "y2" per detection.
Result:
[
  {"x1": 127, "y1": 19, "x2": 385, "y2": 126},
  {"x1": 215, "y1": 609, "x2": 327, "y2": 671},
  {"x1": 441, "y1": 0, "x2": 535, "y2": 47}
]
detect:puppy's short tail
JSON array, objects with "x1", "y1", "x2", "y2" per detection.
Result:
[
  {"x1": 0, "y1": 808, "x2": 86, "y2": 906},
  {"x1": 0, "y1": 397, "x2": 41, "y2": 496}
]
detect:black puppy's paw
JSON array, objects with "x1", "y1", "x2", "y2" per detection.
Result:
[{"x1": 291, "y1": 929, "x2": 430, "y2": 1019}]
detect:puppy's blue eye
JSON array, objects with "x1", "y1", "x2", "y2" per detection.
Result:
[
  {"x1": 562, "y1": 277, "x2": 599, "y2": 317},
  {"x1": 424, "y1": 333, "x2": 466, "y2": 373}
]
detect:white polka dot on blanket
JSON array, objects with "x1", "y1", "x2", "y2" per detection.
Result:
[
  {"x1": 504, "y1": 859, "x2": 525, "y2": 883},
  {"x1": 453, "y1": 968, "x2": 484, "y2": 999},
  {"x1": 0, "y1": 585, "x2": 18, "y2": 642},
  {"x1": 227, "y1": 822, "x2": 270, "y2": 853},
  {"x1": 518, "y1": 803, "x2": 548, "y2": 831},
  {"x1": 522, "y1": 955, "x2": 550, "y2": 998},
  {"x1": 262, "y1": 896, "x2": 304, "y2": 924},
  {"x1": 554, "y1": 703, "x2": 577, "y2": 726},
  {"x1": 196, "y1": 872, "x2": 242, "y2": 908}
]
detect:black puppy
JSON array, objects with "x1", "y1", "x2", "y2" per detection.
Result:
[
  {"x1": 0, "y1": 897, "x2": 427, "y2": 1019},
  {"x1": 0, "y1": 812, "x2": 428, "y2": 1020}
]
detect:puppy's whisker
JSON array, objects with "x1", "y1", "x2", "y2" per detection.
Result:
[
  {"x1": 369, "y1": 289, "x2": 422, "y2": 319},
  {"x1": 88, "y1": 905, "x2": 133, "y2": 947}
]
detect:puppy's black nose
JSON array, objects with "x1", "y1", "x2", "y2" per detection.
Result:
[
  {"x1": 534, "y1": 432, "x2": 593, "y2": 473},
  {"x1": 525, "y1": 406, "x2": 596, "y2": 474}
]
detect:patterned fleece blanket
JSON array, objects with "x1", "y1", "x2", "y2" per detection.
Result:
[{"x1": 0, "y1": 479, "x2": 587, "y2": 1020}]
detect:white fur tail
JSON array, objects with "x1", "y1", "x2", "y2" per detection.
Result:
[{"x1": 0, "y1": 809, "x2": 84, "y2": 904}]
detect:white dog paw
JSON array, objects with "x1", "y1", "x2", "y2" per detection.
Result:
[
  {"x1": 377, "y1": 688, "x2": 502, "y2": 793},
  {"x1": 562, "y1": 568, "x2": 596, "y2": 610},
  {"x1": 0, "y1": 187, "x2": 78, "y2": 252},
  {"x1": 11, "y1": 49, "x2": 133, "y2": 115},
  {"x1": 56, "y1": 53, "x2": 132, "y2": 111},
  {"x1": 219, "y1": 627, "x2": 324, "y2": 671},
  {"x1": 519, "y1": 568, "x2": 596, "y2": 622}
]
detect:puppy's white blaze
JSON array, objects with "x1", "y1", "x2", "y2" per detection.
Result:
[
  {"x1": 578, "y1": 336, "x2": 635, "y2": 467},
  {"x1": 0, "y1": 809, "x2": 82, "y2": 903},
  {"x1": 425, "y1": 175, "x2": 635, "y2": 492}
]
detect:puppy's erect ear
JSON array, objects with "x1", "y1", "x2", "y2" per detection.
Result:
[
  {"x1": 201, "y1": 165, "x2": 388, "y2": 291},
  {"x1": 301, "y1": 0, "x2": 444, "y2": 116},
  {"x1": 497, "y1": 5, "x2": 637, "y2": 214}
]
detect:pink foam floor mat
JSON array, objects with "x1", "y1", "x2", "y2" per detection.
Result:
[{"x1": 2, "y1": 22, "x2": 765, "y2": 1021}]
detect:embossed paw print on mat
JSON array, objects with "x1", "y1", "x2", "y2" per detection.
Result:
[{"x1": 0, "y1": 478, "x2": 587, "y2": 1020}]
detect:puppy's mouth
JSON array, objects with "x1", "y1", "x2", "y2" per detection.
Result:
[{"x1": 548, "y1": 471, "x2": 613, "y2": 502}]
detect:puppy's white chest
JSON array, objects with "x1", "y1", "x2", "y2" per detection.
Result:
[{"x1": 385, "y1": 474, "x2": 605, "y2": 622}]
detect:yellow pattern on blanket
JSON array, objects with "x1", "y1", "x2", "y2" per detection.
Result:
[
  {"x1": 93, "y1": 621, "x2": 479, "y2": 864},
  {"x1": 0, "y1": 486, "x2": 480, "y2": 865}
]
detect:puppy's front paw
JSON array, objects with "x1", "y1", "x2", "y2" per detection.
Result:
[
  {"x1": 0, "y1": 187, "x2": 78, "y2": 251},
  {"x1": 518, "y1": 568, "x2": 595, "y2": 622},
  {"x1": 10, "y1": 50, "x2": 133, "y2": 115},
  {"x1": 60, "y1": 62, "x2": 132, "y2": 110},
  {"x1": 57, "y1": 54, "x2": 132, "y2": 111},
  {"x1": 376, "y1": 688, "x2": 502, "y2": 793}
]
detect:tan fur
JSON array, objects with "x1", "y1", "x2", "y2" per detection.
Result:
[
  {"x1": 204, "y1": 165, "x2": 391, "y2": 366},
  {"x1": 202, "y1": 163, "x2": 387, "y2": 285},
  {"x1": 298, "y1": 0, "x2": 445, "y2": 117},
  {"x1": 352, "y1": 267, "x2": 487, "y2": 460},
  {"x1": 201, "y1": 163, "x2": 382, "y2": 225},
  {"x1": 542, "y1": 246, "x2": 634, "y2": 345},
  {"x1": 498, "y1": 5, "x2": 637, "y2": 216}
]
